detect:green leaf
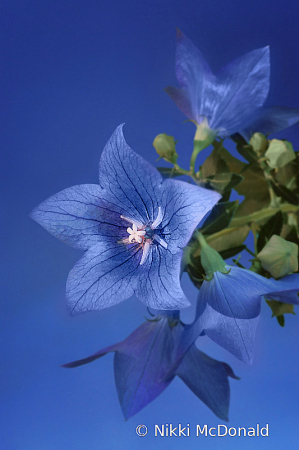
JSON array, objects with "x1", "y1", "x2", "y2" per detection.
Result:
[
  {"x1": 201, "y1": 200, "x2": 239, "y2": 235},
  {"x1": 234, "y1": 197, "x2": 270, "y2": 218},
  {"x1": 219, "y1": 245, "x2": 246, "y2": 260},
  {"x1": 236, "y1": 143, "x2": 257, "y2": 163},
  {"x1": 193, "y1": 225, "x2": 250, "y2": 258},
  {"x1": 200, "y1": 143, "x2": 229, "y2": 177},
  {"x1": 276, "y1": 152, "x2": 299, "y2": 188},
  {"x1": 282, "y1": 226, "x2": 299, "y2": 246},
  {"x1": 186, "y1": 254, "x2": 205, "y2": 289},
  {"x1": 218, "y1": 148, "x2": 269, "y2": 210},
  {"x1": 220, "y1": 189, "x2": 232, "y2": 203},
  {"x1": 257, "y1": 211, "x2": 284, "y2": 253},
  {"x1": 265, "y1": 299, "x2": 296, "y2": 317},
  {"x1": 270, "y1": 181, "x2": 299, "y2": 205},
  {"x1": 276, "y1": 315, "x2": 285, "y2": 327},
  {"x1": 204, "y1": 173, "x2": 243, "y2": 193}
]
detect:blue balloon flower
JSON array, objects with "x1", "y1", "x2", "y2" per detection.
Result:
[
  {"x1": 196, "y1": 266, "x2": 299, "y2": 364},
  {"x1": 63, "y1": 310, "x2": 238, "y2": 420},
  {"x1": 31, "y1": 125, "x2": 220, "y2": 313},
  {"x1": 166, "y1": 30, "x2": 299, "y2": 140}
]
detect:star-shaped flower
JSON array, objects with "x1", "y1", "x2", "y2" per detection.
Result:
[
  {"x1": 31, "y1": 125, "x2": 220, "y2": 314},
  {"x1": 63, "y1": 311, "x2": 238, "y2": 420},
  {"x1": 196, "y1": 267, "x2": 299, "y2": 364},
  {"x1": 166, "y1": 30, "x2": 299, "y2": 141}
]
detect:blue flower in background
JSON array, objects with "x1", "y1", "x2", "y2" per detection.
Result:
[
  {"x1": 165, "y1": 30, "x2": 299, "y2": 140},
  {"x1": 196, "y1": 267, "x2": 299, "y2": 364},
  {"x1": 31, "y1": 125, "x2": 220, "y2": 313},
  {"x1": 63, "y1": 310, "x2": 238, "y2": 420}
]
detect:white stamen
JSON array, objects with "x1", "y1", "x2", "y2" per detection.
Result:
[
  {"x1": 151, "y1": 207, "x2": 163, "y2": 229},
  {"x1": 153, "y1": 234, "x2": 168, "y2": 249},
  {"x1": 140, "y1": 241, "x2": 151, "y2": 265},
  {"x1": 120, "y1": 215, "x2": 143, "y2": 229}
]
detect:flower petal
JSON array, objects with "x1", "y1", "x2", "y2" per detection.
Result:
[
  {"x1": 167, "y1": 29, "x2": 213, "y2": 122},
  {"x1": 198, "y1": 269, "x2": 262, "y2": 320},
  {"x1": 197, "y1": 302, "x2": 260, "y2": 364},
  {"x1": 62, "y1": 342, "x2": 120, "y2": 368},
  {"x1": 30, "y1": 184, "x2": 112, "y2": 250},
  {"x1": 164, "y1": 85, "x2": 195, "y2": 120},
  {"x1": 114, "y1": 318, "x2": 183, "y2": 419},
  {"x1": 161, "y1": 179, "x2": 221, "y2": 253},
  {"x1": 66, "y1": 241, "x2": 141, "y2": 315},
  {"x1": 211, "y1": 46, "x2": 270, "y2": 135},
  {"x1": 135, "y1": 247, "x2": 190, "y2": 309},
  {"x1": 98, "y1": 124, "x2": 163, "y2": 226},
  {"x1": 176, "y1": 345, "x2": 237, "y2": 420},
  {"x1": 262, "y1": 273, "x2": 299, "y2": 305},
  {"x1": 196, "y1": 269, "x2": 299, "y2": 363},
  {"x1": 63, "y1": 315, "x2": 190, "y2": 419},
  {"x1": 240, "y1": 106, "x2": 299, "y2": 141}
]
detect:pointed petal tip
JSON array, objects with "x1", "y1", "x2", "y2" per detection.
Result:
[
  {"x1": 176, "y1": 27, "x2": 184, "y2": 39},
  {"x1": 29, "y1": 205, "x2": 43, "y2": 224},
  {"x1": 114, "y1": 123, "x2": 126, "y2": 136},
  {"x1": 29, "y1": 208, "x2": 37, "y2": 222}
]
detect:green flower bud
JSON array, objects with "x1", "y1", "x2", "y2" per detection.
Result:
[
  {"x1": 265, "y1": 139, "x2": 296, "y2": 169},
  {"x1": 249, "y1": 132, "x2": 268, "y2": 156},
  {"x1": 197, "y1": 232, "x2": 229, "y2": 279},
  {"x1": 153, "y1": 133, "x2": 178, "y2": 164},
  {"x1": 257, "y1": 234, "x2": 298, "y2": 278}
]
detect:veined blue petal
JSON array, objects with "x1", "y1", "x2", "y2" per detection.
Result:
[
  {"x1": 66, "y1": 241, "x2": 141, "y2": 315},
  {"x1": 199, "y1": 268, "x2": 264, "y2": 320},
  {"x1": 65, "y1": 317, "x2": 185, "y2": 419},
  {"x1": 63, "y1": 313, "x2": 237, "y2": 420},
  {"x1": 98, "y1": 125, "x2": 163, "y2": 226},
  {"x1": 114, "y1": 318, "x2": 183, "y2": 419},
  {"x1": 164, "y1": 85, "x2": 195, "y2": 120},
  {"x1": 135, "y1": 248, "x2": 189, "y2": 309},
  {"x1": 176, "y1": 346, "x2": 238, "y2": 421},
  {"x1": 166, "y1": 31, "x2": 273, "y2": 137},
  {"x1": 62, "y1": 342, "x2": 120, "y2": 368},
  {"x1": 32, "y1": 125, "x2": 221, "y2": 311},
  {"x1": 196, "y1": 268, "x2": 299, "y2": 363},
  {"x1": 30, "y1": 184, "x2": 109, "y2": 250},
  {"x1": 197, "y1": 302, "x2": 260, "y2": 364},
  {"x1": 168, "y1": 29, "x2": 213, "y2": 122},
  {"x1": 262, "y1": 273, "x2": 299, "y2": 305},
  {"x1": 240, "y1": 106, "x2": 299, "y2": 141},
  {"x1": 211, "y1": 46, "x2": 270, "y2": 135},
  {"x1": 161, "y1": 179, "x2": 221, "y2": 253}
]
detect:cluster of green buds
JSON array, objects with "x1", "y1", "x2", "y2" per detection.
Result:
[{"x1": 250, "y1": 132, "x2": 296, "y2": 169}]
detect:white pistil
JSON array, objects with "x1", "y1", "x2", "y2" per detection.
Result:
[
  {"x1": 153, "y1": 234, "x2": 168, "y2": 249},
  {"x1": 151, "y1": 206, "x2": 163, "y2": 229},
  {"x1": 140, "y1": 241, "x2": 151, "y2": 265},
  {"x1": 120, "y1": 207, "x2": 167, "y2": 265},
  {"x1": 127, "y1": 223, "x2": 146, "y2": 243}
]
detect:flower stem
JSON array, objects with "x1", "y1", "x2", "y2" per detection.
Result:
[
  {"x1": 229, "y1": 203, "x2": 299, "y2": 228},
  {"x1": 189, "y1": 141, "x2": 203, "y2": 174},
  {"x1": 244, "y1": 246, "x2": 256, "y2": 257}
]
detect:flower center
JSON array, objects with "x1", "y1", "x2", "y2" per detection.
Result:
[{"x1": 120, "y1": 207, "x2": 167, "y2": 265}]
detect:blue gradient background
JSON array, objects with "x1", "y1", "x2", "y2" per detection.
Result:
[{"x1": 1, "y1": 1, "x2": 299, "y2": 449}]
